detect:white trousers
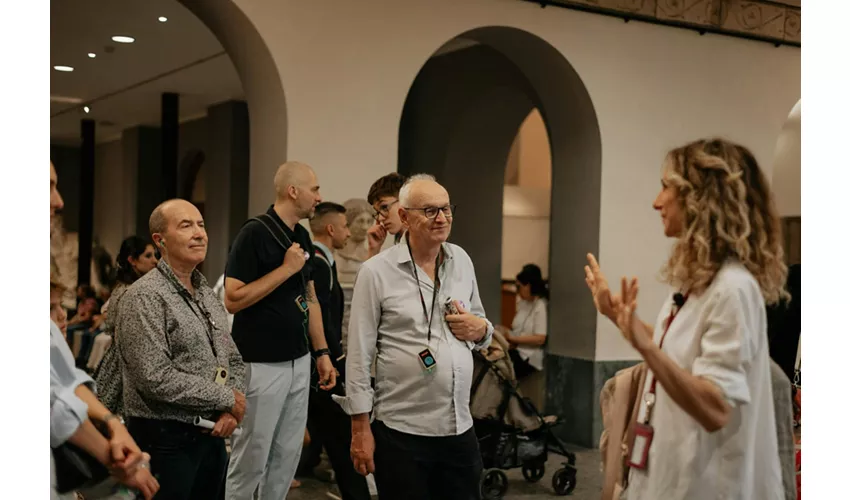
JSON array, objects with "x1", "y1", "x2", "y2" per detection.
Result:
[{"x1": 226, "y1": 354, "x2": 311, "y2": 500}]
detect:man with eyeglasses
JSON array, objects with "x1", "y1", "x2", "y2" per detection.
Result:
[
  {"x1": 366, "y1": 172, "x2": 407, "y2": 258},
  {"x1": 337, "y1": 174, "x2": 494, "y2": 499}
]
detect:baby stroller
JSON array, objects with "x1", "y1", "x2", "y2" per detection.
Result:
[{"x1": 471, "y1": 329, "x2": 578, "y2": 499}]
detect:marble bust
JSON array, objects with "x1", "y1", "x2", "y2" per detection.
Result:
[{"x1": 335, "y1": 198, "x2": 374, "y2": 287}]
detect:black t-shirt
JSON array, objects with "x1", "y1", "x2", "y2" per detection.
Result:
[{"x1": 226, "y1": 206, "x2": 315, "y2": 363}]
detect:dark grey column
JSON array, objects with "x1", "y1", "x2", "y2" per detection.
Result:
[
  {"x1": 77, "y1": 119, "x2": 95, "y2": 285},
  {"x1": 123, "y1": 126, "x2": 163, "y2": 238},
  {"x1": 203, "y1": 100, "x2": 250, "y2": 280},
  {"x1": 162, "y1": 93, "x2": 179, "y2": 200}
]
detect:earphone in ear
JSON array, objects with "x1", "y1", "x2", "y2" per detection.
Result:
[{"x1": 159, "y1": 240, "x2": 166, "y2": 248}]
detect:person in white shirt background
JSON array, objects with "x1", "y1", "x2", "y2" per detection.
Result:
[
  {"x1": 585, "y1": 138, "x2": 788, "y2": 500},
  {"x1": 503, "y1": 263, "x2": 548, "y2": 381}
]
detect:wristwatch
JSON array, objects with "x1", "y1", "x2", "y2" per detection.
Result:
[{"x1": 314, "y1": 348, "x2": 331, "y2": 359}]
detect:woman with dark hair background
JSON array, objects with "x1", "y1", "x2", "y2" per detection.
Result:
[
  {"x1": 504, "y1": 263, "x2": 549, "y2": 381},
  {"x1": 86, "y1": 236, "x2": 158, "y2": 374}
]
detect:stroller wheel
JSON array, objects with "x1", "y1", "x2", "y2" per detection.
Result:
[
  {"x1": 522, "y1": 462, "x2": 545, "y2": 483},
  {"x1": 552, "y1": 466, "x2": 577, "y2": 495},
  {"x1": 480, "y1": 468, "x2": 508, "y2": 500}
]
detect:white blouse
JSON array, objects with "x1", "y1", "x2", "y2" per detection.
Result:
[
  {"x1": 627, "y1": 261, "x2": 783, "y2": 500},
  {"x1": 510, "y1": 297, "x2": 547, "y2": 370}
]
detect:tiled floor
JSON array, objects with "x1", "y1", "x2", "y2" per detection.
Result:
[{"x1": 288, "y1": 447, "x2": 602, "y2": 499}]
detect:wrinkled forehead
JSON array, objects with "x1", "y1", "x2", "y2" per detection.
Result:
[
  {"x1": 408, "y1": 182, "x2": 450, "y2": 207},
  {"x1": 165, "y1": 202, "x2": 203, "y2": 228}
]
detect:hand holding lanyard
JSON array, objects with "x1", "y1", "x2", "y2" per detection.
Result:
[{"x1": 628, "y1": 292, "x2": 688, "y2": 471}]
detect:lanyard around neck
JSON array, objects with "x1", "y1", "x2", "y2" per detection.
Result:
[
  {"x1": 157, "y1": 266, "x2": 218, "y2": 359},
  {"x1": 643, "y1": 292, "x2": 689, "y2": 423},
  {"x1": 407, "y1": 238, "x2": 443, "y2": 343}
]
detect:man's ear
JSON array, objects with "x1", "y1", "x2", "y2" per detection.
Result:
[
  {"x1": 287, "y1": 185, "x2": 298, "y2": 201},
  {"x1": 398, "y1": 207, "x2": 409, "y2": 227},
  {"x1": 326, "y1": 223, "x2": 335, "y2": 238}
]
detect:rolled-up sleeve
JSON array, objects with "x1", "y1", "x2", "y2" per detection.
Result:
[
  {"x1": 335, "y1": 264, "x2": 381, "y2": 416},
  {"x1": 50, "y1": 322, "x2": 94, "y2": 448},
  {"x1": 692, "y1": 286, "x2": 753, "y2": 406}
]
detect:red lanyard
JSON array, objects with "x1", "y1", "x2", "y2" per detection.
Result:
[{"x1": 644, "y1": 294, "x2": 688, "y2": 420}]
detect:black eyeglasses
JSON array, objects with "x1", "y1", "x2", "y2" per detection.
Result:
[
  {"x1": 372, "y1": 199, "x2": 399, "y2": 219},
  {"x1": 405, "y1": 204, "x2": 456, "y2": 220}
]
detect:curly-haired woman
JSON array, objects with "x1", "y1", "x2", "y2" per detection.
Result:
[{"x1": 586, "y1": 138, "x2": 787, "y2": 499}]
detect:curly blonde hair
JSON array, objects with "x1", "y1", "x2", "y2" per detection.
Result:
[{"x1": 660, "y1": 138, "x2": 788, "y2": 305}]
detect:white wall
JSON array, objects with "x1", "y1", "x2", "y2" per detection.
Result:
[
  {"x1": 230, "y1": 0, "x2": 800, "y2": 360},
  {"x1": 93, "y1": 139, "x2": 135, "y2": 258},
  {"x1": 502, "y1": 185, "x2": 551, "y2": 279}
]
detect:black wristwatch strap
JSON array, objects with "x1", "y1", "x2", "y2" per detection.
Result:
[{"x1": 314, "y1": 348, "x2": 331, "y2": 358}]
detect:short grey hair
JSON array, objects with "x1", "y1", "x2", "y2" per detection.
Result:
[{"x1": 398, "y1": 173, "x2": 437, "y2": 207}]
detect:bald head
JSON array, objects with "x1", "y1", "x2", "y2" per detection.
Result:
[
  {"x1": 149, "y1": 199, "x2": 208, "y2": 266},
  {"x1": 398, "y1": 174, "x2": 447, "y2": 208},
  {"x1": 149, "y1": 199, "x2": 200, "y2": 235},
  {"x1": 273, "y1": 161, "x2": 323, "y2": 220},
  {"x1": 274, "y1": 161, "x2": 315, "y2": 199}
]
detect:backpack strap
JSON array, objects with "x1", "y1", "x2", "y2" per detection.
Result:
[{"x1": 313, "y1": 249, "x2": 334, "y2": 291}]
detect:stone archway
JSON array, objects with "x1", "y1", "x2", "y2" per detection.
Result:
[{"x1": 398, "y1": 26, "x2": 602, "y2": 445}]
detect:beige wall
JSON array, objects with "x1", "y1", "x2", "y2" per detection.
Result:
[
  {"x1": 214, "y1": 0, "x2": 798, "y2": 360},
  {"x1": 503, "y1": 109, "x2": 552, "y2": 280}
]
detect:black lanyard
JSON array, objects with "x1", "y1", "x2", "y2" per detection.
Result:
[
  {"x1": 407, "y1": 239, "x2": 442, "y2": 343},
  {"x1": 157, "y1": 266, "x2": 218, "y2": 359}
]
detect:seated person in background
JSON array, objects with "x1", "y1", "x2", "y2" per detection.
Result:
[
  {"x1": 503, "y1": 264, "x2": 548, "y2": 381},
  {"x1": 67, "y1": 296, "x2": 100, "y2": 360}
]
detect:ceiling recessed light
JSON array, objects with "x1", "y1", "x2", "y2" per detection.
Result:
[
  {"x1": 83, "y1": 106, "x2": 91, "y2": 114},
  {"x1": 88, "y1": 53, "x2": 96, "y2": 58},
  {"x1": 158, "y1": 16, "x2": 168, "y2": 22},
  {"x1": 53, "y1": 65, "x2": 74, "y2": 72},
  {"x1": 111, "y1": 35, "x2": 135, "y2": 44}
]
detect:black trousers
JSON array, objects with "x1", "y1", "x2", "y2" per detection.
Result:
[
  {"x1": 127, "y1": 417, "x2": 229, "y2": 500},
  {"x1": 372, "y1": 420, "x2": 483, "y2": 500},
  {"x1": 307, "y1": 389, "x2": 371, "y2": 500}
]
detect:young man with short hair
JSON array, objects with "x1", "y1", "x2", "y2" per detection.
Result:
[{"x1": 366, "y1": 172, "x2": 407, "y2": 258}]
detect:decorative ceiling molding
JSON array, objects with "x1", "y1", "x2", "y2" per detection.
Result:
[{"x1": 527, "y1": 0, "x2": 801, "y2": 46}]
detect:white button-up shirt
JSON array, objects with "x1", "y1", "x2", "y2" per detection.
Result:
[
  {"x1": 337, "y1": 240, "x2": 493, "y2": 436},
  {"x1": 627, "y1": 260, "x2": 783, "y2": 500}
]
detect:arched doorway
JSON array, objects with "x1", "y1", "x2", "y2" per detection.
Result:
[
  {"x1": 178, "y1": 0, "x2": 289, "y2": 216},
  {"x1": 398, "y1": 27, "x2": 602, "y2": 444}
]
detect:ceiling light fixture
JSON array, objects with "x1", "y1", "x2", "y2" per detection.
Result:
[
  {"x1": 88, "y1": 53, "x2": 96, "y2": 58},
  {"x1": 158, "y1": 16, "x2": 168, "y2": 22},
  {"x1": 53, "y1": 65, "x2": 74, "y2": 72},
  {"x1": 84, "y1": 106, "x2": 91, "y2": 114},
  {"x1": 111, "y1": 35, "x2": 135, "y2": 44}
]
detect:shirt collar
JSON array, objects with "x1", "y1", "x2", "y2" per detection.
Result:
[
  {"x1": 266, "y1": 205, "x2": 296, "y2": 235},
  {"x1": 313, "y1": 241, "x2": 335, "y2": 267},
  {"x1": 395, "y1": 234, "x2": 453, "y2": 265},
  {"x1": 157, "y1": 259, "x2": 208, "y2": 293}
]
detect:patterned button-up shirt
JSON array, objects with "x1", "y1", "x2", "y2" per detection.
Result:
[{"x1": 116, "y1": 260, "x2": 246, "y2": 423}]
